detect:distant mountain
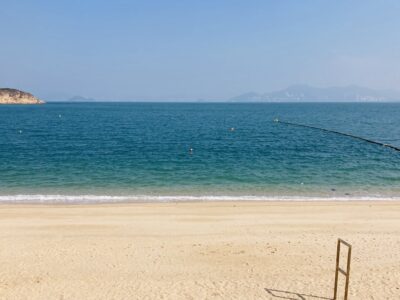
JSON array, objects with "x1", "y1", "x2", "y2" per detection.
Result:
[
  {"x1": 230, "y1": 85, "x2": 400, "y2": 102},
  {"x1": 68, "y1": 95, "x2": 96, "y2": 102},
  {"x1": 0, "y1": 88, "x2": 44, "y2": 104}
]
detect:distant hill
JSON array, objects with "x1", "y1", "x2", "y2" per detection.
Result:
[
  {"x1": 230, "y1": 85, "x2": 400, "y2": 102},
  {"x1": 68, "y1": 95, "x2": 96, "y2": 102},
  {"x1": 0, "y1": 88, "x2": 44, "y2": 104}
]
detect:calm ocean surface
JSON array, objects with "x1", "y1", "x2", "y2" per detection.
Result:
[{"x1": 1, "y1": 102, "x2": 400, "y2": 202}]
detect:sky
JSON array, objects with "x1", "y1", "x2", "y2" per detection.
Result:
[{"x1": 1, "y1": 0, "x2": 400, "y2": 101}]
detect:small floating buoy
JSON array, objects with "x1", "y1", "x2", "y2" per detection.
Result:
[
  {"x1": 18, "y1": 130, "x2": 22, "y2": 134},
  {"x1": 59, "y1": 114, "x2": 62, "y2": 118},
  {"x1": 189, "y1": 147, "x2": 194, "y2": 154},
  {"x1": 274, "y1": 118, "x2": 279, "y2": 122},
  {"x1": 230, "y1": 127, "x2": 235, "y2": 131}
]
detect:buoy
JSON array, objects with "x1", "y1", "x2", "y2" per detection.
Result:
[
  {"x1": 189, "y1": 147, "x2": 193, "y2": 154},
  {"x1": 230, "y1": 127, "x2": 235, "y2": 131},
  {"x1": 18, "y1": 130, "x2": 22, "y2": 134},
  {"x1": 59, "y1": 114, "x2": 62, "y2": 118}
]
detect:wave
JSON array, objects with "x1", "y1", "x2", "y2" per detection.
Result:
[{"x1": 0, "y1": 194, "x2": 399, "y2": 203}]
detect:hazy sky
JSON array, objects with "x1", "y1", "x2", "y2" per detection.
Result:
[{"x1": 1, "y1": 0, "x2": 400, "y2": 100}]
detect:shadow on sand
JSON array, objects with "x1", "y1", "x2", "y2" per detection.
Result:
[{"x1": 265, "y1": 288, "x2": 332, "y2": 300}]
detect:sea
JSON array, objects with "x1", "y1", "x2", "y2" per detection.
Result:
[{"x1": 1, "y1": 102, "x2": 400, "y2": 203}]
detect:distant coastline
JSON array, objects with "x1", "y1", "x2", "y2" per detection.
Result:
[
  {"x1": 68, "y1": 95, "x2": 96, "y2": 102},
  {"x1": 230, "y1": 84, "x2": 400, "y2": 102},
  {"x1": 6, "y1": 84, "x2": 400, "y2": 104},
  {"x1": 47, "y1": 84, "x2": 400, "y2": 103}
]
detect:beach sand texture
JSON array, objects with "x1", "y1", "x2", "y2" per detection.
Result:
[{"x1": 0, "y1": 202, "x2": 399, "y2": 299}]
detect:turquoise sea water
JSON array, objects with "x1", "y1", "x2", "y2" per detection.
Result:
[{"x1": 1, "y1": 102, "x2": 400, "y2": 202}]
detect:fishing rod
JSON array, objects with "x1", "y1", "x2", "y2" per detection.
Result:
[{"x1": 274, "y1": 118, "x2": 400, "y2": 152}]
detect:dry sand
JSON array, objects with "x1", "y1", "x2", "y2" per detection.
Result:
[{"x1": 0, "y1": 201, "x2": 399, "y2": 299}]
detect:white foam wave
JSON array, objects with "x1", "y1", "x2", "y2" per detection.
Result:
[{"x1": 0, "y1": 194, "x2": 399, "y2": 204}]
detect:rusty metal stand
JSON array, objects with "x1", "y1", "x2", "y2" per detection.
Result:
[{"x1": 333, "y1": 239, "x2": 352, "y2": 300}]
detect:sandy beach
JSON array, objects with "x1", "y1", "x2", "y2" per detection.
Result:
[{"x1": 0, "y1": 201, "x2": 399, "y2": 299}]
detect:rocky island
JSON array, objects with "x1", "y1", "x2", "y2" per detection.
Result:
[{"x1": 0, "y1": 88, "x2": 44, "y2": 104}]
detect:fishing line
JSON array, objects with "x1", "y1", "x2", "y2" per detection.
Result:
[{"x1": 274, "y1": 119, "x2": 400, "y2": 152}]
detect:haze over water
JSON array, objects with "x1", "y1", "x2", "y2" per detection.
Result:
[{"x1": 1, "y1": 102, "x2": 400, "y2": 202}]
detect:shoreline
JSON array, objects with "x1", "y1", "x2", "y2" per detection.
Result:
[
  {"x1": 1, "y1": 199, "x2": 400, "y2": 206},
  {"x1": 1, "y1": 195, "x2": 400, "y2": 204}
]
